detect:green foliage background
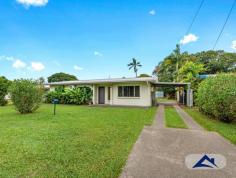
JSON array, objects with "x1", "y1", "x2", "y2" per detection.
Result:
[{"x1": 0, "y1": 76, "x2": 9, "y2": 106}]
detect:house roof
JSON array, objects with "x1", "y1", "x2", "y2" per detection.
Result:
[
  {"x1": 46, "y1": 77, "x2": 158, "y2": 86},
  {"x1": 46, "y1": 77, "x2": 191, "y2": 87}
]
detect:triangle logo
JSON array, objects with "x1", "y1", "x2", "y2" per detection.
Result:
[{"x1": 192, "y1": 154, "x2": 218, "y2": 168}]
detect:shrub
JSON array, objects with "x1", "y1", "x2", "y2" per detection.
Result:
[
  {"x1": 197, "y1": 73, "x2": 236, "y2": 122},
  {"x1": 0, "y1": 76, "x2": 9, "y2": 106},
  {"x1": 9, "y1": 79, "x2": 44, "y2": 114},
  {"x1": 45, "y1": 86, "x2": 92, "y2": 105}
]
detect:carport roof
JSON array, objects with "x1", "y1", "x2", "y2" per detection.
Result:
[{"x1": 152, "y1": 81, "x2": 190, "y2": 87}]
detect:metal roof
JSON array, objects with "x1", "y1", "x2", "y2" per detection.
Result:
[
  {"x1": 46, "y1": 77, "x2": 190, "y2": 87},
  {"x1": 46, "y1": 77, "x2": 158, "y2": 86}
]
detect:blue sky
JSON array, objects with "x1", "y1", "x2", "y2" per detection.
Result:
[{"x1": 0, "y1": 0, "x2": 236, "y2": 80}]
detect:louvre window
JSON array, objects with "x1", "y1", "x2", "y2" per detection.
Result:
[{"x1": 118, "y1": 86, "x2": 140, "y2": 97}]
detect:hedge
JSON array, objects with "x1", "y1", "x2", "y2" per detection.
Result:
[
  {"x1": 45, "y1": 86, "x2": 92, "y2": 105},
  {"x1": 196, "y1": 73, "x2": 236, "y2": 122}
]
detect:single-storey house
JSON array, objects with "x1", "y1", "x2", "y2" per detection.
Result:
[{"x1": 46, "y1": 77, "x2": 193, "y2": 107}]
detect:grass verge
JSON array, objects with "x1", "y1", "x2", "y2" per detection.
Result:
[
  {"x1": 165, "y1": 106, "x2": 187, "y2": 129},
  {"x1": 184, "y1": 107, "x2": 236, "y2": 145}
]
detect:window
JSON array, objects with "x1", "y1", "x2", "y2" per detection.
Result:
[
  {"x1": 108, "y1": 87, "x2": 111, "y2": 100},
  {"x1": 118, "y1": 86, "x2": 140, "y2": 97}
]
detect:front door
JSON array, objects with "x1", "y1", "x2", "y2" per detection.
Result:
[{"x1": 98, "y1": 87, "x2": 105, "y2": 104}]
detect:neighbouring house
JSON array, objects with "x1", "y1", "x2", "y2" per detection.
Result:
[{"x1": 46, "y1": 77, "x2": 193, "y2": 107}]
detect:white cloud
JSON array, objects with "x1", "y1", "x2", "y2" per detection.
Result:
[
  {"x1": 73, "y1": 65, "x2": 83, "y2": 71},
  {"x1": 149, "y1": 10, "x2": 156, "y2": 16},
  {"x1": 231, "y1": 40, "x2": 236, "y2": 50},
  {"x1": 31, "y1": 62, "x2": 45, "y2": 71},
  {"x1": 16, "y1": 0, "x2": 48, "y2": 8},
  {"x1": 180, "y1": 33, "x2": 198, "y2": 45},
  {"x1": 12, "y1": 59, "x2": 27, "y2": 69},
  {"x1": 0, "y1": 55, "x2": 46, "y2": 72},
  {"x1": 94, "y1": 51, "x2": 103, "y2": 56},
  {"x1": 0, "y1": 55, "x2": 16, "y2": 61}
]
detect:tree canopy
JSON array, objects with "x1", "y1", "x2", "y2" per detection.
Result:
[
  {"x1": 153, "y1": 48, "x2": 236, "y2": 82},
  {"x1": 48, "y1": 72, "x2": 78, "y2": 83},
  {"x1": 139, "y1": 74, "x2": 150, "y2": 77}
]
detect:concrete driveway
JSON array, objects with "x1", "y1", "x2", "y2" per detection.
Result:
[{"x1": 120, "y1": 105, "x2": 236, "y2": 178}]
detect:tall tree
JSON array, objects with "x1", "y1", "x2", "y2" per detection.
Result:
[
  {"x1": 195, "y1": 50, "x2": 236, "y2": 74},
  {"x1": 48, "y1": 72, "x2": 78, "y2": 83},
  {"x1": 173, "y1": 44, "x2": 180, "y2": 79},
  {"x1": 128, "y1": 58, "x2": 142, "y2": 77}
]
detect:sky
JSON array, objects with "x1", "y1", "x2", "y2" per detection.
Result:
[{"x1": 0, "y1": 0, "x2": 236, "y2": 80}]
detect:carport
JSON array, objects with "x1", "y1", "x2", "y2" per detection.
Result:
[{"x1": 151, "y1": 81, "x2": 193, "y2": 107}]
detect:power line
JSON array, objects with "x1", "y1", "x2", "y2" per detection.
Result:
[
  {"x1": 185, "y1": 0, "x2": 205, "y2": 35},
  {"x1": 213, "y1": 0, "x2": 236, "y2": 49}
]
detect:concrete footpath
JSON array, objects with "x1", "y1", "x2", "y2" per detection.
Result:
[{"x1": 120, "y1": 105, "x2": 236, "y2": 178}]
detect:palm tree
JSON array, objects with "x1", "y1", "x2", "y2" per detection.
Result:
[
  {"x1": 173, "y1": 44, "x2": 181, "y2": 81},
  {"x1": 128, "y1": 58, "x2": 142, "y2": 77}
]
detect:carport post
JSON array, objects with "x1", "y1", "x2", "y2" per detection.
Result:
[{"x1": 187, "y1": 84, "x2": 193, "y2": 107}]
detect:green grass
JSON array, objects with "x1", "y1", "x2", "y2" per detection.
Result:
[
  {"x1": 157, "y1": 98, "x2": 176, "y2": 103},
  {"x1": 184, "y1": 107, "x2": 236, "y2": 145},
  {"x1": 0, "y1": 104, "x2": 156, "y2": 178},
  {"x1": 165, "y1": 106, "x2": 187, "y2": 129}
]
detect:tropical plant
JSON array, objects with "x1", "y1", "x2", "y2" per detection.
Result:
[
  {"x1": 197, "y1": 73, "x2": 236, "y2": 122},
  {"x1": 9, "y1": 79, "x2": 44, "y2": 114},
  {"x1": 128, "y1": 58, "x2": 142, "y2": 77},
  {"x1": 45, "y1": 86, "x2": 92, "y2": 105},
  {"x1": 178, "y1": 61, "x2": 205, "y2": 91},
  {"x1": 0, "y1": 76, "x2": 9, "y2": 106},
  {"x1": 48, "y1": 72, "x2": 78, "y2": 83}
]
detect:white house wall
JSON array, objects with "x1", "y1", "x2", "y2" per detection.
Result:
[
  {"x1": 49, "y1": 82, "x2": 152, "y2": 107},
  {"x1": 94, "y1": 82, "x2": 152, "y2": 107}
]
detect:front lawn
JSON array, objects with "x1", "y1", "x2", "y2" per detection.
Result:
[
  {"x1": 0, "y1": 104, "x2": 156, "y2": 178},
  {"x1": 165, "y1": 106, "x2": 187, "y2": 129},
  {"x1": 184, "y1": 107, "x2": 236, "y2": 145}
]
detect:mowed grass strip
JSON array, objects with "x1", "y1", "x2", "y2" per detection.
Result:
[
  {"x1": 165, "y1": 106, "x2": 188, "y2": 129},
  {"x1": 184, "y1": 107, "x2": 236, "y2": 145},
  {"x1": 0, "y1": 104, "x2": 156, "y2": 178}
]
